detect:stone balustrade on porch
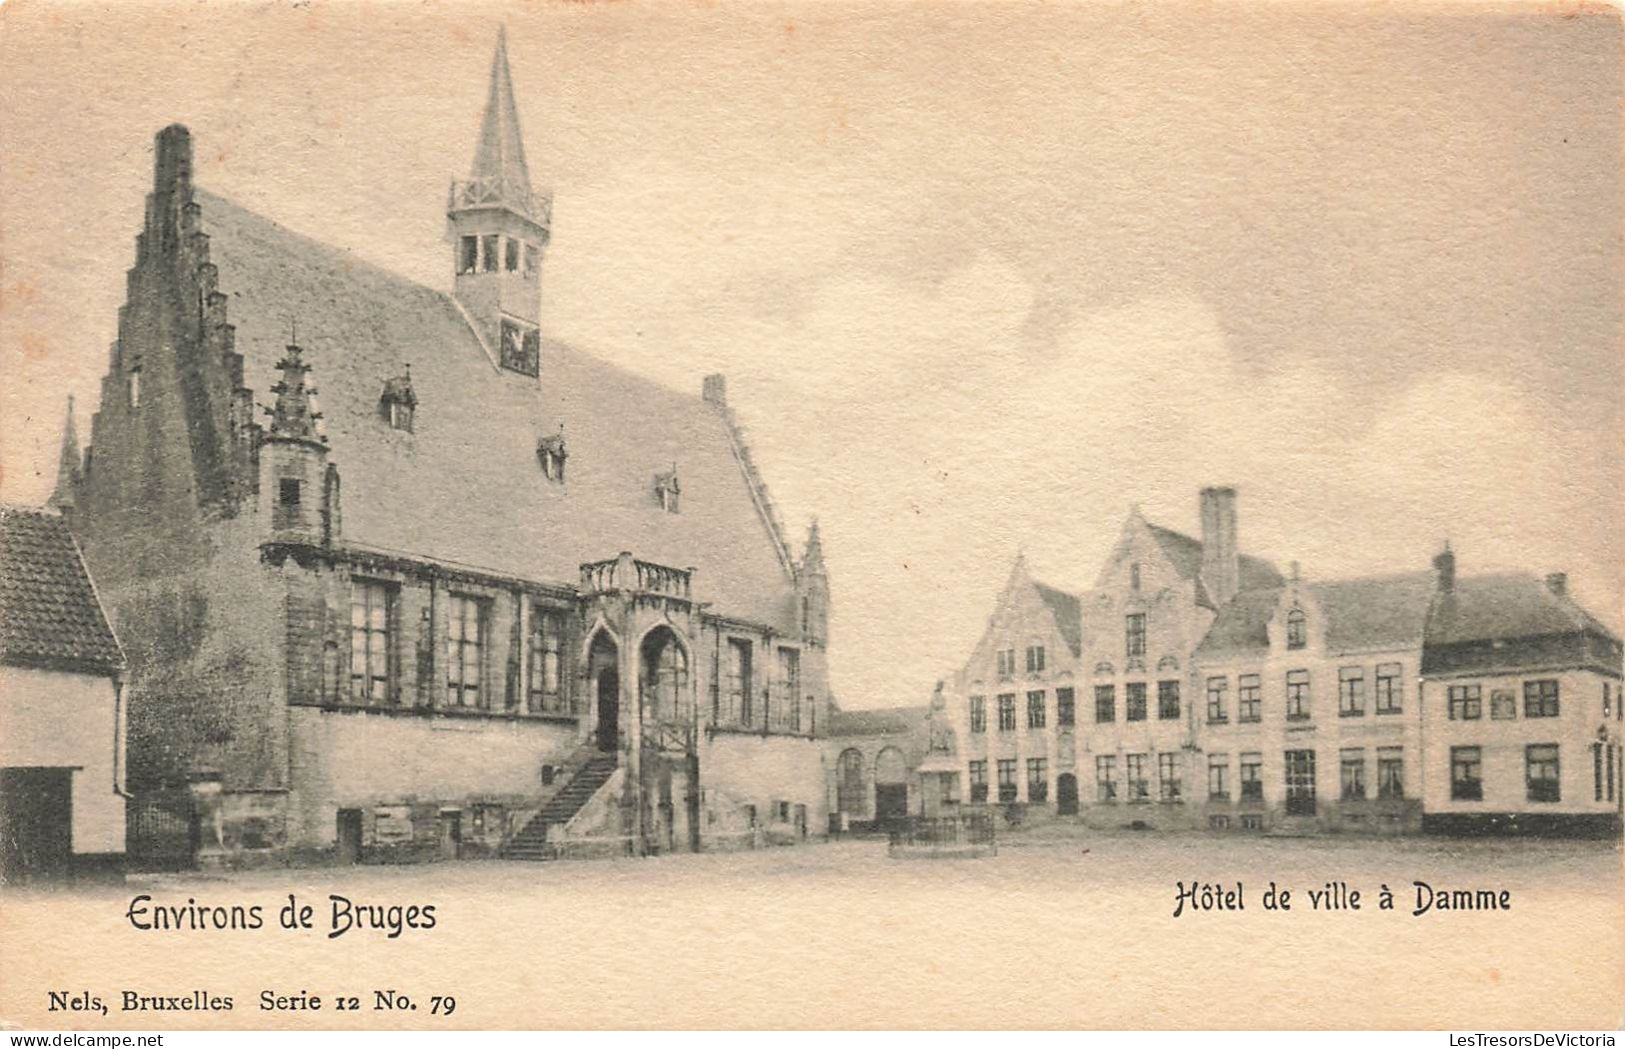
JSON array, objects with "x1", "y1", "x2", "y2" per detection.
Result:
[{"x1": 579, "y1": 552, "x2": 694, "y2": 601}]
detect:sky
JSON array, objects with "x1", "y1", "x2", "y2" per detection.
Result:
[{"x1": 2, "y1": 0, "x2": 1621, "y2": 708}]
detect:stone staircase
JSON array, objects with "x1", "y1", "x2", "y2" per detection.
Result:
[{"x1": 503, "y1": 754, "x2": 619, "y2": 861}]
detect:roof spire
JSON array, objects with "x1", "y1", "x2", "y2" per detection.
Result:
[
  {"x1": 48, "y1": 395, "x2": 81, "y2": 510},
  {"x1": 802, "y1": 517, "x2": 826, "y2": 574},
  {"x1": 467, "y1": 26, "x2": 534, "y2": 213},
  {"x1": 264, "y1": 340, "x2": 326, "y2": 445}
]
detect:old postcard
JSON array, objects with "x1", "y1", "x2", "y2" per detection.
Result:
[{"x1": 0, "y1": 0, "x2": 1620, "y2": 1032}]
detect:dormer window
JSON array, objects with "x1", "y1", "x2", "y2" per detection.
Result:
[
  {"x1": 655, "y1": 469, "x2": 681, "y2": 514},
  {"x1": 537, "y1": 432, "x2": 567, "y2": 483},
  {"x1": 1286, "y1": 608, "x2": 1307, "y2": 650},
  {"x1": 379, "y1": 369, "x2": 417, "y2": 433},
  {"x1": 499, "y1": 318, "x2": 540, "y2": 377},
  {"x1": 458, "y1": 236, "x2": 479, "y2": 275}
]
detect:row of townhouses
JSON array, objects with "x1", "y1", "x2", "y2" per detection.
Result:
[{"x1": 831, "y1": 487, "x2": 1623, "y2": 837}]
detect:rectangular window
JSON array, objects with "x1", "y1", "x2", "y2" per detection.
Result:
[
  {"x1": 279, "y1": 478, "x2": 301, "y2": 506},
  {"x1": 1125, "y1": 614, "x2": 1147, "y2": 660},
  {"x1": 1284, "y1": 749, "x2": 1316, "y2": 815},
  {"x1": 777, "y1": 648, "x2": 801, "y2": 732},
  {"x1": 1026, "y1": 645, "x2": 1046, "y2": 674},
  {"x1": 1490, "y1": 689, "x2": 1517, "y2": 720},
  {"x1": 997, "y1": 759, "x2": 1018, "y2": 803},
  {"x1": 1126, "y1": 682, "x2": 1147, "y2": 722},
  {"x1": 481, "y1": 234, "x2": 500, "y2": 273},
  {"x1": 1238, "y1": 674, "x2": 1262, "y2": 722},
  {"x1": 1094, "y1": 685, "x2": 1116, "y2": 723},
  {"x1": 1206, "y1": 676, "x2": 1228, "y2": 723},
  {"x1": 997, "y1": 693, "x2": 1016, "y2": 732},
  {"x1": 1096, "y1": 755, "x2": 1117, "y2": 801},
  {"x1": 1448, "y1": 684, "x2": 1482, "y2": 721},
  {"x1": 996, "y1": 648, "x2": 1015, "y2": 679},
  {"x1": 1158, "y1": 752, "x2": 1182, "y2": 802},
  {"x1": 1157, "y1": 680, "x2": 1181, "y2": 720},
  {"x1": 1340, "y1": 748, "x2": 1366, "y2": 801},
  {"x1": 1208, "y1": 753, "x2": 1230, "y2": 800},
  {"x1": 1026, "y1": 690, "x2": 1046, "y2": 730},
  {"x1": 1524, "y1": 679, "x2": 1559, "y2": 718},
  {"x1": 1239, "y1": 752, "x2": 1263, "y2": 801},
  {"x1": 1125, "y1": 753, "x2": 1149, "y2": 801},
  {"x1": 527, "y1": 607, "x2": 565, "y2": 714},
  {"x1": 445, "y1": 594, "x2": 485, "y2": 707},
  {"x1": 969, "y1": 695, "x2": 987, "y2": 734},
  {"x1": 1285, "y1": 669, "x2": 1311, "y2": 720},
  {"x1": 505, "y1": 236, "x2": 520, "y2": 272},
  {"x1": 1450, "y1": 746, "x2": 1483, "y2": 801},
  {"x1": 968, "y1": 760, "x2": 988, "y2": 803},
  {"x1": 1525, "y1": 744, "x2": 1560, "y2": 803},
  {"x1": 1027, "y1": 758, "x2": 1048, "y2": 803},
  {"x1": 1375, "y1": 663, "x2": 1402, "y2": 714},
  {"x1": 458, "y1": 235, "x2": 478, "y2": 274},
  {"x1": 1338, "y1": 666, "x2": 1365, "y2": 717},
  {"x1": 1377, "y1": 747, "x2": 1405, "y2": 800},
  {"x1": 728, "y1": 639, "x2": 753, "y2": 726},
  {"x1": 349, "y1": 579, "x2": 394, "y2": 703},
  {"x1": 1056, "y1": 687, "x2": 1075, "y2": 727}
]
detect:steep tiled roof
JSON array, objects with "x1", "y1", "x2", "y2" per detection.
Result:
[
  {"x1": 1315, "y1": 573, "x2": 1437, "y2": 652},
  {"x1": 0, "y1": 506, "x2": 123, "y2": 674},
  {"x1": 1032, "y1": 581, "x2": 1083, "y2": 656},
  {"x1": 826, "y1": 705, "x2": 929, "y2": 738},
  {"x1": 1192, "y1": 587, "x2": 1284, "y2": 660},
  {"x1": 1427, "y1": 573, "x2": 1619, "y2": 646},
  {"x1": 195, "y1": 190, "x2": 796, "y2": 629},
  {"x1": 1144, "y1": 522, "x2": 1282, "y2": 591}
]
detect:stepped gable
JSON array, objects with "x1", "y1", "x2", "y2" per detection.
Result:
[
  {"x1": 0, "y1": 506, "x2": 124, "y2": 675},
  {"x1": 191, "y1": 189, "x2": 796, "y2": 628}
]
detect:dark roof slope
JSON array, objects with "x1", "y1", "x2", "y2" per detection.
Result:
[
  {"x1": 195, "y1": 190, "x2": 796, "y2": 628},
  {"x1": 1032, "y1": 581, "x2": 1083, "y2": 656},
  {"x1": 826, "y1": 705, "x2": 929, "y2": 738},
  {"x1": 1145, "y1": 522, "x2": 1282, "y2": 591},
  {"x1": 0, "y1": 506, "x2": 123, "y2": 674},
  {"x1": 1192, "y1": 587, "x2": 1284, "y2": 660}
]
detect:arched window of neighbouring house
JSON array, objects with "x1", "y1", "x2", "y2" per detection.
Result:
[{"x1": 1286, "y1": 608, "x2": 1307, "y2": 650}]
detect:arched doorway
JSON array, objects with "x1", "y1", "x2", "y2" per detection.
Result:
[
  {"x1": 874, "y1": 747, "x2": 908, "y2": 829},
  {"x1": 1056, "y1": 773, "x2": 1079, "y2": 815},
  {"x1": 588, "y1": 629, "x2": 620, "y2": 753},
  {"x1": 639, "y1": 626, "x2": 689, "y2": 724}
]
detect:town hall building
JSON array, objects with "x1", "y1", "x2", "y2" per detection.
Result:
[{"x1": 52, "y1": 32, "x2": 832, "y2": 865}]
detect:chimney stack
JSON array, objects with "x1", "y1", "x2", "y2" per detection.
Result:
[
  {"x1": 702, "y1": 373, "x2": 728, "y2": 408},
  {"x1": 1433, "y1": 542, "x2": 1456, "y2": 594},
  {"x1": 1199, "y1": 486, "x2": 1240, "y2": 607},
  {"x1": 1545, "y1": 572, "x2": 1567, "y2": 598}
]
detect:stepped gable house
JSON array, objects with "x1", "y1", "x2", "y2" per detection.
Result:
[
  {"x1": 857, "y1": 488, "x2": 1620, "y2": 838},
  {"x1": 55, "y1": 32, "x2": 832, "y2": 864}
]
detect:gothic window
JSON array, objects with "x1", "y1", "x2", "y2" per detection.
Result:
[
  {"x1": 349, "y1": 579, "x2": 396, "y2": 704},
  {"x1": 523, "y1": 243, "x2": 539, "y2": 279},
  {"x1": 458, "y1": 236, "x2": 479, "y2": 274},
  {"x1": 481, "y1": 234, "x2": 500, "y2": 273},
  {"x1": 655, "y1": 469, "x2": 681, "y2": 513},
  {"x1": 776, "y1": 648, "x2": 801, "y2": 732},
  {"x1": 1286, "y1": 608, "x2": 1307, "y2": 650},
  {"x1": 527, "y1": 608, "x2": 565, "y2": 714},
  {"x1": 500, "y1": 318, "x2": 540, "y2": 377},
  {"x1": 446, "y1": 594, "x2": 486, "y2": 707},
  {"x1": 728, "y1": 638, "x2": 752, "y2": 726},
  {"x1": 505, "y1": 236, "x2": 520, "y2": 272}
]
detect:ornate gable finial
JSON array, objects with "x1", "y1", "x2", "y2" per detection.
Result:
[
  {"x1": 265, "y1": 341, "x2": 326, "y2": 445},
  {"x1": 801, "y1": 517, "x2": 826, "y2": 575}
]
